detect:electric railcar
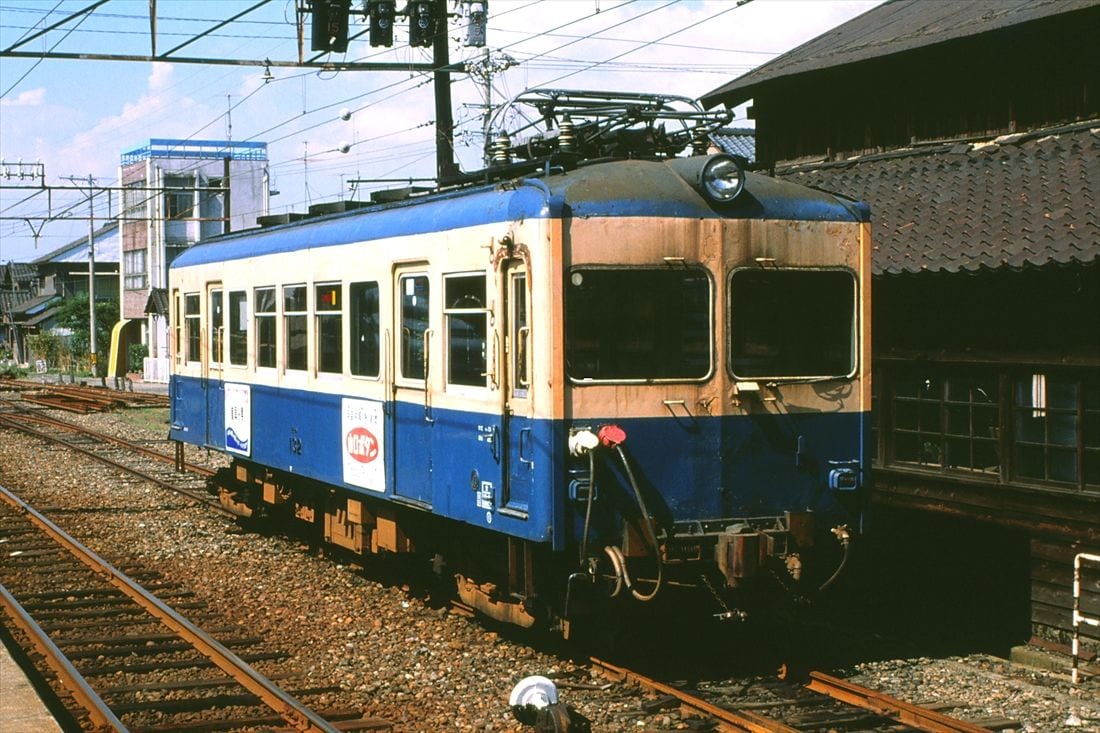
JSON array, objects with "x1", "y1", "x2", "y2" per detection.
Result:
[{"x1": 168, "y1": 93, "x2": 871, "y2": 632}]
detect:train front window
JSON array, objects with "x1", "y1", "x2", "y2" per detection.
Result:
[
  {"x1": 315, "y1": 282, "x2": 342, "y2": 374},
  {"x1": 445, "y1": 274, "x2": 488, "y2": 388},
  {"x1": 729, "y1": 269, "x2": 855, "y2": 379},
  {"x1": 566, "y1": 267, "x2": 711, "y2": 381},
  {"x1": 283, "y1": 284, "x2": 307, "y2": 371},
  {"x1": 255, "y1": 287, "x2": 276, "y2": 368},
  {"x1": 184, "y1": 293, "x2": 200, "y2": 363}
]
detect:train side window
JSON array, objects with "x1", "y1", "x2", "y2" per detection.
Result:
[
  {"x1": 728, "y1": 269, "x2": 855, "y2": 379},
  {"x1": 512, "y1": 274, "x2": 529, "y2": 392},
  {"x1": 566, "y1": 267, "x2": 711, "y2": 381},
  {"x1": 444, "y1": 273, "x2": 488, "y2": 388},
  {"x1": 350, "y1": 281, "x2": 380, "y2": 377},
  {"x1": 316, "y1": 282, "x2": 342, "y2": 374},
  {"x1": 284, "y1": 284, "x2": 307, "y2": 371},
  {"x1": 228, "y1": 290, "x2": 248, "y2": 366},
  {"x1": 208, "y1": 289, "x2": 223, "y2": 365},
  {"x1": 184, "y1": 293, "x2": 200, "y2": 363},
  {"x1": 255, "y1": 287, "x2": 276, "y2": 368},
  {"x1": 400, "y1": 274, "x2": 429, "y2": 380}
]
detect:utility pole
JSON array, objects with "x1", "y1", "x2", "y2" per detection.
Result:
[
  {"x1": 466, "y1": 49, "x2": 516, "y2": 166},
  {"x1": 62, "y1": 174, "x2": 99, "y2": 372},
  {"x1": 432, "y1": 0, "x2": 460, "y2": 181}
]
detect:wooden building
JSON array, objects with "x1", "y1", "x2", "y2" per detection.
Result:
[{"x1": 704, "y1": 0, "x2": 1099, "y2": 653}]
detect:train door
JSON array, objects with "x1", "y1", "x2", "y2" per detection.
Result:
[
  {"x1": 204, "y1": 282, "x2": 225, "y2": 447},
  {"x1": 501, "y1": 262, "x2": 533, "y2": 515},
  {"x1": 390, "y1": 266, "x2": 433, "y2": 506}
]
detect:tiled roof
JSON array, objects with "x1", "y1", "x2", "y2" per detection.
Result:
[
  {"x1": 777, "y1": 121, "x2": 1100, "y2": 276},
  {"x1": 1, "y1": 263, "x2": 37, "y2": 287},
  {"x1": 700, "y1": 0, "x2": 1100, "y2": 108},
  {"x1": 145, "y1": 288, "x2": 169, "y2": 316},
  {"x1": 709, "y1": 128, "x2": 756, "y2": 164}
]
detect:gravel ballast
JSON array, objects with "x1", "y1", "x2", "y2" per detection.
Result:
[{"x1": 1, "y1": 407, "x2": 1097, "y2": 732}]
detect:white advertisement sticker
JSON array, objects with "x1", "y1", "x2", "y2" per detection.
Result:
[
  {"x1": 342, "y1": 398, "x2": 385, "y2": 492},
  {"x1": 224, "y1": 383, "x2": 251, "y2": 456}
]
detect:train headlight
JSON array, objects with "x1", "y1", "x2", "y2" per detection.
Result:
[{"x1": 701, "y1": 155, "x2": 746, "y2": 202}]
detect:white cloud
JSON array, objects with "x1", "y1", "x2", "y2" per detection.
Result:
[
  {"x1": 0, "y1": 87, "x2": 46, "y2": 107},
  {"x1": 147, "y1": 62, "x2": 173, "y2": 92}
]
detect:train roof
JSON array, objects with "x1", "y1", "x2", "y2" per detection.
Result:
[{"x1": 171, "y1": 157, "x2": 869, "y2": 269}]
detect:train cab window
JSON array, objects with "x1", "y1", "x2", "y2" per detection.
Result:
[
  {"x1": 729, "y1": 269, "x2": 855, "y2": 379},
  {"x1": 284, "y1": 284, "x2": 307, "y2": 371},
  {"x1": 400, "y1": 274, "x2": 429, "y2": 380},
  {"x1": 184, "y1": 293, "x2": 200, "y2": 363},
  {"x1": 566, "y1": 267, "x2": 711, "y2": 381},
  {"x1": 209, "y1": 289, "x2": 224, "y2": 365},
  {"x1": 255, "y1": 287, "x2": 276, "y2": 368},
  {"x1": 228, "y1": 290, "x2": 247, "y2": 366},
  {"x1": 445, "y1": 274, "x2": 488, "y2": 388},
  {"x1": 350, "y1": 281, "x2": 380, "y2": 377},
  {"x1": 316, "y1": 282, "x2": 342, "y2": 374}
]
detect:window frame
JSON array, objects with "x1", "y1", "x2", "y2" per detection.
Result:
[
  {"x1": 283, "y1": 284, "x2": 308, "y2": 372},
  {"x1": 227, "y1": 290, "x2": 248, "y2": 367},
  {"x1": 315, "y1": 281, "x2": 343, "y2": 375},
  {"x1": 184, "y1": 292, "x2": 201, "y2": 363},
  {"x1": 254, "y1": 286, "x2": 277, "y2": 370},
  {"x1": 350, "y1": 280, "x2": 381, "y2": 379},
  {"x1": 443, "y1": 272, "x2": 490, "y2": 390},
  {"x1": 564, "y1": 265, "x2": 714, "y2": 384},
  {"x1": 727, "y1": 265, "x2": 858, "y2": 382},
  {"x1": 398, "y1": 272, "x2": 430, "y2": 383},
  {"x1": 877, "y1": 363, "x2": 1099, "y2": 494}
]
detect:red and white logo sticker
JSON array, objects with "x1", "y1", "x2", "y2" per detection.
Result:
[{"x1": 345, "y1": 427, "x2": 379, "y2": 463}]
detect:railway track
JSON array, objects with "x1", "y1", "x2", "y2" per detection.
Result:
[
  {"x1": 0, "y1": 398, "x2": 1029, "y2": 731},
  {"x1": 587, "y1": 657, "x2": 1010, "y2": 732},
  {"x1": 0, "y1": 401, "x2": 223, "y2": 514},
  {"x1": 0, "y1": 380, "x2": 169, "y2": 413},
  {"x1": 0, "y1": 484, "x2": 391, "y2": 732}
]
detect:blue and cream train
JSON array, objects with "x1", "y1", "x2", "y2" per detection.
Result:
[{"x1": 168, "y1": 142, "x2": 872, "y2": 631}]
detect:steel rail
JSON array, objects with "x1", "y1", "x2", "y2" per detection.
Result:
[
  {"x1": 806, "y1": 671, "x2": 990, "y2": 733},
  {"x1": 590, "y1": 657, "x2": 799, "y2": 732},
  {"x1": 0, "y1": 414, "x2": 226, "y2": 514},
  {"x1": 0, "y1": 585, "x2": 126, "y2": 732},
  {"x1": 3, "y1": 407, "x2": 214, "y2": 477},
  {"x1": 0, "y1": 484, "x2": 340, "y2": 733}
]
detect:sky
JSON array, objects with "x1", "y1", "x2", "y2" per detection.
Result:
[{"x1": 0, "y1": 0, "x2": 882, "y2": 262}]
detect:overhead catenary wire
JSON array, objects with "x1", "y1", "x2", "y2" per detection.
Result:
[{"x1": 1, "y1": 0, "x2": 766, "y2": 253}]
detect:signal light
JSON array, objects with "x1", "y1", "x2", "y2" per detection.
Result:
[
  {"x1": 311, "y1": 0, "x2": 351, "y2": 53},
  {"x1": 367, "y1": 0, "x2": 395, "y2": 47},
  {"x1": 408, "y1": 0, "x2": 435, "y2": 47}
]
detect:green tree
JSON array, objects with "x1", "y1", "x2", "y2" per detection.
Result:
[
  {"x1": 55, "y1": 294, "x2": 119, "y2": 377},
  {"x1": 26, "y1": 331, "x2": 71, "y2": 371}
]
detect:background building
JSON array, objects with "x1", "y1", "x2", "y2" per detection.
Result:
[
  {"x1": 1, "y1": 225, "x2": 119, "y2": 369},
  {"x1": 705, "y1": 0, "x2": 1099, "y2": 653},
  {"x1": 118, "y1": 139, "x2": 269, "y2": 382}
]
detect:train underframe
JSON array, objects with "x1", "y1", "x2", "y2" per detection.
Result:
[{"x1": 211, "y1": 459, "x2": 851, "y2": 636}]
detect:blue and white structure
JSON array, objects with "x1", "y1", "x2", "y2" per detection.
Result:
[{"x1": 168, "y1": 112, "x2": 871, "y2": 631}]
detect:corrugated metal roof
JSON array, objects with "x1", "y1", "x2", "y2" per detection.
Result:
[
  {"x1": 701, "y1": 0, "x2": 1100, "y2": 108},
  {"x1": 777, "y1": 121, "x2": 1100, "y2": 275},
  {"x1": 32, "y1": 222, "x2": 120, "y2": 265}
]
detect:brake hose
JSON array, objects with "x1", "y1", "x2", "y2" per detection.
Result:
[
  {"x1": 818, "y1": 527, "x2": 852, "y2": 592},
  {"x1": 612, "y1": 442, "x2": 663, "y2": 602}
]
